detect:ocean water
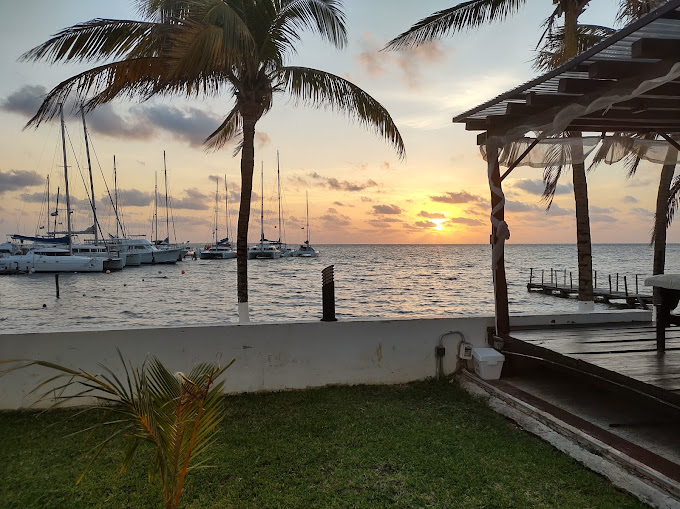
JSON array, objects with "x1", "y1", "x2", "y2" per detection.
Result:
[{"x1": 1, "y1": 244, "x2": 679, "y2": 334}]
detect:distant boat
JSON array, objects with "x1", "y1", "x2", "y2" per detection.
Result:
[
  {"x1": 200, "y1": 176, "x2": 236, "y2": 260},
  {"x1": 270, "y1": 151, "x2": 291, "y2": 257},
  {"x1": 248, "y1": 162, "x2": 281, "y2": 259},
  {"x1": 291, "y1": 191, "x2": 319, "y2": 258}
]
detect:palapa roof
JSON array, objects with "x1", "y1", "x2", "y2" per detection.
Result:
[{"x1": 453, "y1": 0, "x2": 680, "y2": 145}]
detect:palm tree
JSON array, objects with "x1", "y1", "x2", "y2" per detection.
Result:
[
  {"x1": 22, "y1": 0, "x2": 405, "y2": 321},
  {"x1": 2, "y1": 352, "x2": 235, "y2": 509}
]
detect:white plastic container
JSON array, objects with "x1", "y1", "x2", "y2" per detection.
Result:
[{"x1": 472, "y1": 348, "x2": 505, "y2": 380}]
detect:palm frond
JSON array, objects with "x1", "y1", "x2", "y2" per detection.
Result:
[
  {"x1": 541, "y1": 137, "x2": 571, "y2": 209},
  {"x1": 274, "y1": 0, "x2": 347, "y2": 52},
  {"x1": 616, "y1": 0, "x2": 666, "y2": 25},
  {"x1": 282, "y1": 66, "x2": 405, "y2": 159},
  {"x1": 384, "y1": 0, "x2": 527, "y2": 50},
  {"x1": 204, "y1": 106, "x2": 243, "y2": 151},
  {"x1": 20, "y1": 19, "x2": 159, "y2": 64},
  {"x1": 668, "y1": 173, "x2": 680, "y2": 229},
  {"x1": 533, "y1": 24, "x2": 614, "y2": 71}
]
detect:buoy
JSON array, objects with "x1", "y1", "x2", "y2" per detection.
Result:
[
  {"x1": 123, "y1": 283, "x2": 127, "y2": 287},
  {"x1": 106, "y1": 270, "x2": 111, "y2": 274},
  {"x1": 158, "y1": 270, "x2": 162, "y2": 274},
  {"x1": 181, "y1": 270, "x2": 185, "y2": 274},
  {"x1": 42, "y1": 303, "x2": 46, "y2": 308}
]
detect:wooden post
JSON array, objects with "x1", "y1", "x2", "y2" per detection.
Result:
[
  {"x1": 609, "y1": 274, "x2": 612, "y2": 293},
  {"x1": 616, "y1": 273, "x2": 619, "y2": 292},
  {"x1": 529, "y1": 268, "x2": 533, "y2": 285},
  {"x1": 624, "y1": 276, "x2": 628, "y2": 297},
  {"x1": 570, "y1": 272, "x2": 573, "y2": 290},
  {"x1": 55, "y1": 274, "x2": 60, "y2": 298},
  {"x1": 321, "y1": 265, "x2": 337, "y2": 322},
  {"x1": 563, "y1": 269, "x2": 567, "y2": 287},
  {"x1": 594, "y1": 270, "x2": 597, "y2": 289},
  {"x1": 551, "y1": 268, "x2": 554, "y2": 286},
  {"x1": 635, "y1": 274, "x2": 639, "y2": 295},
  {"x1": 488, "y1": 141, "x2": 510, "y2": 335},
  {"x1": 541, "y1": 270, "x2": 544, "y2": 285}
]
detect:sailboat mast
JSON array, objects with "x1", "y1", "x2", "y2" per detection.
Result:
[
  {"x1": 260, "y1": 162, "x2": 264, "y2": 244},
  {"x1": 224, "y1": 174, "x2": 230, "y2": 242},
  {"x1": 81, "y1": 109, "x2": 98, "y2": 244},
  {"x1": 306, "y1": 191, "x2": 310, "y2": 244},
  {"x1": 154, "y1": 171, "x2": 158, "y2": 244},
  {"x1": 59, "y1": 104, "x2": 73, "y2": 254},
  {"x1": 277, "y1": 150, "x2": 281, "y2": 243},
  {"x1": 46, "y1": 176, "x2": 50, "y2": 237},
  {"x1": 214, "y1": 179, "x2": 219, "y2": 245},
  {"x1": 164, "y1": 151, "x2": 169, "y2": 243},
  {"x1": 114, "y1": 156, "x2": 119, "y2": 238},
  {"x1": 54, "y1": 187, "x2": 60, "y2": 235}
]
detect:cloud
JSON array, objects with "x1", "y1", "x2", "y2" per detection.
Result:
[
  {"x1": 355, "y1": 34, "x2": 446, "y2": 89},
  {"x1": 381, "y1": 161, "x2": 391, "y2": 171},
  {"x1": 333, "y1": 201, "x2": 345, "y2": 207},
  {"x1": 514, "y1": 179, "x2": 572, "y2": 196},
  {"x1": 546, "y1": 203, "x2": 573, "y2": 216},
  {"x1": 0, "y1": 85, "x2": 45, "y2": 115},
  {"x1": 118, "y1": 189, "x2": 154, "y2": 207},
  {"x1": 372, "y1": 204, "x2": 402, "y2": 215},
  {"x1": 208, "y1": 175, "x2": 222, "y2": 184},
  {"x1": 626, "y1": 178, "x2": 653, "y2": 188},
  {"x1": 319, "y1": 213, "x2": 351, "y2": 227},
  {"x1": 289, "y1": 175, "x2": 309, "y2": 187},
  {"x1": 140, "y1": 104, "x2": 223, "y2": 147},
  {"x1": 430, "y1": 191, "x2": 483, "y2": 204},
  {"x1": 447, "y1": 217, "x2": 485, "y2": 226},
  {"x1": 505, "y1": 200, "x2": 541, "y2": 213},
  {"x1": 632, "y1": 207, "x2": 653, "y2": 217},
  {"x1": 590, "y1": 205, "x2": 616, "y2": 213},
  {"x1": 327, "y1": 207, "x2": 338, "y2": 214},
  {"x1": 255, "y1": 131, "x2": 271, "y2": 147},
  {"x1": 368, "y1": 219, "x2": 399, "y2": 228},
  {"x1": 623, "y1": 195, "x2": 639, "y2": 204},
  {"x1": 361, "y1": 196, "x2": 373, "y2": 203},
  {"x1": 171, "y1": 188, "x2": 210, "y2": 210},
  {"x1": 591, "y1": 214, "x2": 617, "y2": 223},
  {"x1": 18, "y1": 192, "x2": 46, "y2": 203},
  {"x1": 0, "y1": 169, "x2": 41, "y2": 194},
  {"x1": 308, "y1": 172, "x2": 379, "y2": 192},
  {"x1": 418, "y1": 211, "x2": 446, "y2": 219},
  {"x1": 87, "y1": 103, "x2": 154, "y2": 140},
  {"x1": 415, "y1": 220, "x2": 436, "y2": 228}
]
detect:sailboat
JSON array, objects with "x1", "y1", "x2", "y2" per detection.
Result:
[
  {"x1": 151, "y1": 152, "x2": 185, "y2": 261},
  {"x1": 248, "y1": 162, "x2": 281, "y2": 259},
  {"x1": 270, "y1": 151, "x2": 291, "y2": 257},
  {"x1": 200, "y1": 176, "x2": 236, "y2": 259},
  {"x1": 291, "y1": 192, "x2": 319, "y2": 258},
  {"x1": 1, "y1": 104, "x2": 104, "y2": 274}
]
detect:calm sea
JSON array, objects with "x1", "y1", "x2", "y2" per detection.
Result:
[{"x1": 1, "y1": 244, "x2": 679, "y2": 334}]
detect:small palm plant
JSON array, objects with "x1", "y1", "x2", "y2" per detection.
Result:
[{"x1": 2, "y1": 352, "x2": 235, "y2": 509}]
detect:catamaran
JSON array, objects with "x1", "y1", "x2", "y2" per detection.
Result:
[
  {"x1": 200, "y1": 175, "x2": 236, "y2": 259},
  {"x1": 291, "y1": 192, "x2": 319, "y2": 258},
  {"x1": 248, "y1": 162, "x2": 281, "y2": 259}
]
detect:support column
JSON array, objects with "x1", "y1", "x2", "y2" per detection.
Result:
[{"x1": 488, "y1": 140, "x2": 510, "y2": 335}]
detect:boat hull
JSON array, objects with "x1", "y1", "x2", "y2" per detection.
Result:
[{"x1": 0, "y1": 253, "x2": 104, "y2": 273}]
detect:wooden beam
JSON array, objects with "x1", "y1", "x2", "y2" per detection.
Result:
[
  {"x1": 588, "y1": 60, "x2": 662, "y2": 79},
  {"x1": 559, "y1": 78, "x2": 680, "y2": 97},
  {"x1": 526, "y1": 93, "x2": 680, "y2": 111},
  {"x1": 631, "y1": 38, "x2": 680, "y2": 59},
  {"x1": 477, "y1": 132, "x2": 488, "y2": 146},
  {"x1": 659, "y1": 133, "x2": 680, "y2": 153},
  {"x1": 465, "y1": 119, "x2": 487, "y2": 131},
  {"x1": 500, "y1": 137, "x2": 541, "y2": 182}
]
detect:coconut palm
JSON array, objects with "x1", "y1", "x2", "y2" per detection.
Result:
[
  {"x1": 2, "y1": 352, "x2": 235, "y2": 509},
  {"x1": 22, "y1": 0, "x2": 405, "y2": 321}
]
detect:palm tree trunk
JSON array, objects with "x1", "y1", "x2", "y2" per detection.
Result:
[
  {"x1": 237, "y1": 115, "x2": 256, "y2": 322},
  {"x1": 571, "y1": 134, "x2": 594, "y2": 305},
  {"x1": 653, "y1": 147, "x2": 678, "y2": 275}
]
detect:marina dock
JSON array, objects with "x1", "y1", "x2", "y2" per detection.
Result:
[{"x1": 527, "y1": 268, "x2": 653, "y2": 309}]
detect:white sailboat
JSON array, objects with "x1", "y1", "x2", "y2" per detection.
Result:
[
  {"x1": 200, "y1": 176, "x2": 236, "y2": 259},
  {"x1": 270, "y1": 151, "x2": 291, "y2": 257},
  {"x1": 152, "y1": 152, "x2": 187, "y2": 261},
  {"x1": 248, "y1": 162, "x2": 281, "y2": 259},
  {"x1": 291, "y1": 192, "x2": 319, "y2": 258},
  {"x1": 2, "y1": 105, "x2": 104, "y2": 274}
]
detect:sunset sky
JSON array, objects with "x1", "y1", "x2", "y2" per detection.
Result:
[{"x1": 0, "y1": 0, "x2": 674, "y2": 245}]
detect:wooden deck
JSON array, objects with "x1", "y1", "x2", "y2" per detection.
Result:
[
  {"x1": 503, "y1": 323, "x2": 680, "y2": 407},
  {"x1": 526, "y1": 282, "x2": 653, "y2": 309}
]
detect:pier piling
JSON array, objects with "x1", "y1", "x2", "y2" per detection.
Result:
[
  {"x1": 55, "y1": 274, "x2": 60, "y2": 298},
  {"x1": 321, "y1": 265, "x2": 337, "y2": 322}
]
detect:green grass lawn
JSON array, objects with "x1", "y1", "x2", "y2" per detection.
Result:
[{"x1": 0, "y1": 380, "x2": 647, "y2": 508}]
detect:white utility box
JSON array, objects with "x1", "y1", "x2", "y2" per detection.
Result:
[{"x1": 472, "y1": 348, "x2": 505, "y2": 380}]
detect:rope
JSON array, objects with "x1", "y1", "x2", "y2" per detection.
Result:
[{"x1": 487, "y1": 141, "x2": 510, "y2": 270}]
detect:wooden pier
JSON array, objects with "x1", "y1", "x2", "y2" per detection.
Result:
[{"x1": 527, "y1": 268, "x2": 653, "y2": 309}]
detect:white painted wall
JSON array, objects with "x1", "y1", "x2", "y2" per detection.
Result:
[{"x1": 0, "y1": 310, "x2": 651, "y2": 409}]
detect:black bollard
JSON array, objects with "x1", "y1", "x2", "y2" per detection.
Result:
[
  {"x1": 55, "y1": 273, "x2": 60, "y2": 298},
  {"x1": 321, "y1": 265, "x2": 337, "y2": 322}
]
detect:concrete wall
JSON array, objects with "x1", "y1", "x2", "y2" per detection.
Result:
[{"x1": 0, "y1": 310, "x2": 651, "y2": 410}]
